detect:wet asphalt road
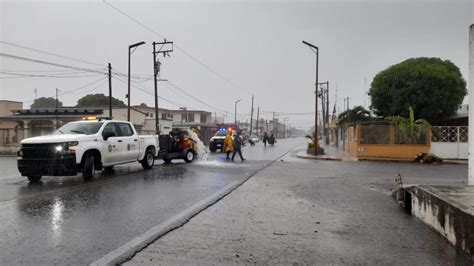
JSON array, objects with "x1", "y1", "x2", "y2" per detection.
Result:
[
  {"x1": 0, "y1": 138, "x2": 302, "y2": 265},
  {"x1": 0, "y1": 138, "x2": 470, "y2": 265}
]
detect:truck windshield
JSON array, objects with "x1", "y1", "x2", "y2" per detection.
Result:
[
  {"x1": 215, "y1": 131, "x2": 227, "y2": 137},
  {"x1": 56, "y1": 122, "x2": 103, "y2": 135}
]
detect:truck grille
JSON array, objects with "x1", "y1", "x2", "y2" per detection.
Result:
[{"x1": 21, "y1": 143, "x2": 63, "y2": 159}]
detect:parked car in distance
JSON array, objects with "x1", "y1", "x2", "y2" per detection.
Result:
[
  {"x1": 250, "y1": 135, "x2": 259, "y2": 143},
  {"x1": 17, "y1": 119, "x2": 158, "y2": 182}
]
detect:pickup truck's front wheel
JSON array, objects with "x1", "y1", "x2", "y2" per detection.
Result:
[
  {"x1": 82, "y1": 154, "x2": 95, "y2": 181},
  {"x1": 27, "y1": 176, "x2": 42, "y2": 182},
  {"x1": 141, "y1": 148, "x2": 155, "y2": 170}
]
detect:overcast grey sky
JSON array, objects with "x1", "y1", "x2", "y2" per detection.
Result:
[{"x1": 0, "y1": 0, "x2": 472, "y2": 128}]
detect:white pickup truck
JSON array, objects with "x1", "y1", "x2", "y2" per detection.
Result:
[{"x1": 17, "y1": 119, "x2": 158, "y2": 182}]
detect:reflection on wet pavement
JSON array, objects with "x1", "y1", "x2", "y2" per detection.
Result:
[{"x1": 0, "y1": 138, "x2": 305, "y2": 265}]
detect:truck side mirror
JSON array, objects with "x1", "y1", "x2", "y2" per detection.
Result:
[{"x1": 103, "y1": 131, "x2": 116, "y2": 140}]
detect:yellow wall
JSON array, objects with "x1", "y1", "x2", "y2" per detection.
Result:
[
  {"x1": 345, "y1": 124, "x2": 431, "y2": 161},
  {"x1": 355, "y1": 144, "x2": 430, "y2": 160}
]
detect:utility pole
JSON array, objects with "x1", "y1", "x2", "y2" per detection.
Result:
[
  {"x1": 266, "y1": 119, "x2": 268, "y2": 132},
  {"x1": 318, "y1": 81, "x2": 330, "y2": 145},
  {"x1": 34, "y1": 88, "x2": 37, "y2": 100},
  {"x1": 108, "y1": 63, "x2": 112, "y2": 118},
  {"x1": 273, "y1": 112, "x2": 276, "y2": 136},
  {"x1": 153, "y1": 40, "x2": 173, "y2": 135},
  {"x1": 249, "y1": 95, "x2": 254, "y2": 136},
  {"x1": 345, "y1": 97, "x2": 351, "y2": 110},
  {"x1": 256, "y1": 107, "x2": 260, "y2": 137},
  {"x1": 326, "y1": 81, "x2": 330, "y2": 145},
  {"x1": 302, "y1": 40, "x2": 319, "y2": 154},
  {"x1": 364, "y1": 76, "x2": 367, "y2": 109},
  {"x1": 55, "y1": 88, "x2": 59, "y2": 128}
]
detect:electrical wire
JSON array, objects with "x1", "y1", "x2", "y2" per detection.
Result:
[
  {"x1": 0, "y1": 52, "x2": 107, "y2": 74},
  {"x1": 0, "y1": 40, "x2": 107, "y2": 68},
  {"x1": 22, "y1": 77, "x2": 108, "y2": 103},
  {"x1": 103, "y1": 0, "x2": 253, "y2": 96},
  {"x1": 112, "y1": 75, "x2": 184, "y2": 108},
  {"x1": 0, "y1": 71, "x2": 103, "y2": 78},
  {"x1": 164, "y1": 81, "x2": 231, "y2": 114}
]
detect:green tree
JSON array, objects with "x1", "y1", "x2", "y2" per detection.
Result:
[
  {"x1": 337, "y1": 105, "x2": 372, "y2": 125},
  {"x1": 76, "y1": 93, "x2": 126, "y2": 108},
  {"x1": 31, "y1": 97, "x2": 63, "y2": 109},
  {"x1": 369, "y1": 57, "x2": 466, "y2": 124}
]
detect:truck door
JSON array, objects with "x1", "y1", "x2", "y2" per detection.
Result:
[
  {"x1": 101, "y1": 122, "x2": 121, "y2": 164},
  {"x1": 117, "y1": 122, "x2": 140, "y2": 162}
]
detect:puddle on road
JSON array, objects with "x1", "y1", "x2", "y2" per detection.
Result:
[{"x1": 194, "y1": 158, "x2": 251, "y2": 168}]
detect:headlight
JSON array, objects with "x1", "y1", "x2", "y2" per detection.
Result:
[{"x1": 17, "y1": 148, "x2": 23, "y2": 158}]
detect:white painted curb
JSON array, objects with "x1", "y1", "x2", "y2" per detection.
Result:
[
  {"x1": 91, "y1": 148, "x2": 294, "y2": 266},
  {"x1": 90, "y1": 178, "x2": 246, "y2": 266}
]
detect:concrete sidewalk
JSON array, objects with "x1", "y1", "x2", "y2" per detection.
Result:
[
  {"x1": 297, "y1": 144, "x2": 357, "y2": 161},
  {"x1": 125, "y1": 159, "x2": 470, "y2": 265}
]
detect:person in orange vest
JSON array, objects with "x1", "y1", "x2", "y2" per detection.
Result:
[{"x1": 223, "y1": 129, "x2": 234, "y2": 160}]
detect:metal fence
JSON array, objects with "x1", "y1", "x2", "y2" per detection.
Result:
[
  {"x1": 360, "y1": 124, "x2": 390, "y2": 144},
  {"x1": 356, "y1": 123, "x2": 430, "y2": 145},
  {"x1": 432, "y1": 126, "x2": 468, "y2": 143}
]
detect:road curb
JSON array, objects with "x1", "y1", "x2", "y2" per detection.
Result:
[
  {"x1": 296, "y1": 150, "x2": 348, "y2": 161},
  {"x1": 91, "y1": 148, "x2": 295, "y2": 266}
]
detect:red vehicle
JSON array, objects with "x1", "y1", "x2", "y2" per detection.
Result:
[{"x1": 157, "y1": 129, "x2": 196, "y2": 163}]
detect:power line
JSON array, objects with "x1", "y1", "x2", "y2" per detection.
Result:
[
  {"x1": 22, "y1": 77, "x2": 107, "y2": 103},
  {"x1": 0, "y1": 52, "x2": 107, "y2": 74},
  {"x1": 112, "y1": 75, "x2": 184, "y2": 108},
  {"x1": 103, "y1": 0, "x2": 252, "y2": 95},
  {"x1": 0, "y1": 71, "x2": 103, "y2": 78},
  {"x1": 164, "y1": 80, "x2": 231, "y2": 114},
  {"x1": 0, "y1": 40, "x2": 106, "y2": 67}
]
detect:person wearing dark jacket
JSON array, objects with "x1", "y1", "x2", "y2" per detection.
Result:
[
  {"x1": 231, "y1": 131, "x2": 246, "y2": 161},
  {"x1": 262, "y1": 132, "x2": 268, "y2": 147}
]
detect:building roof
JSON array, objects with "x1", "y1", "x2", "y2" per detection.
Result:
[
  {"x1": 0, "y1": 100, "x2": 23, "y2": 104},
  {"x1": 11, "y1": 108, "x2": 103, "y2": 116}
]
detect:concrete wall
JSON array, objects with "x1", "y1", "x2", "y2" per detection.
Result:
[
  {"x1": 407, "y1": 186, "x2": 474, "y2": 258},
  {"x1": 431, "y1": 143, "x2": 469, "y2": 160}
]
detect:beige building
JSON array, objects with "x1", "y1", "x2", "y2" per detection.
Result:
[{"x1": 0, "y1": 100, "x2": 22, "y2": 129}]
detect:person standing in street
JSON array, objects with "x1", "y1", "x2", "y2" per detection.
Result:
[
  {"x1": 223, "y1": 130, "x2": 234, "y2": 160},
  {"x1": 232, "y1": 131, "x2": 246, "y2": 161},
  {"x1": 263, "y1": 132, "x2": 268, "y2": 147}
]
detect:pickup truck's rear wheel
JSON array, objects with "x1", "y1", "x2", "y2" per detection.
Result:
[
  {"x1": 27, "y1": 175, "x2": 42, "y2": 182},
  {"x1": 184, "y1": 149, "x2": 195, "y2": 163},
  {"x1": 82, "y1": 154, "x2": 95, "y2": 181},
  {"x1": 141, "y1": 148, "x2": 155, "y2": 170}
]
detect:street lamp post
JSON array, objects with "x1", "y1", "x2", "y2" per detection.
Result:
[
  {"x1": 127, "y1": 41, "x2": 146, "y2": 122},
  {"x1": 234, "y1": 99, "x2": 242, "y2": 126},
  {"x1": 302, "y1": 40, "x2": 319, "y2": 154}
]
